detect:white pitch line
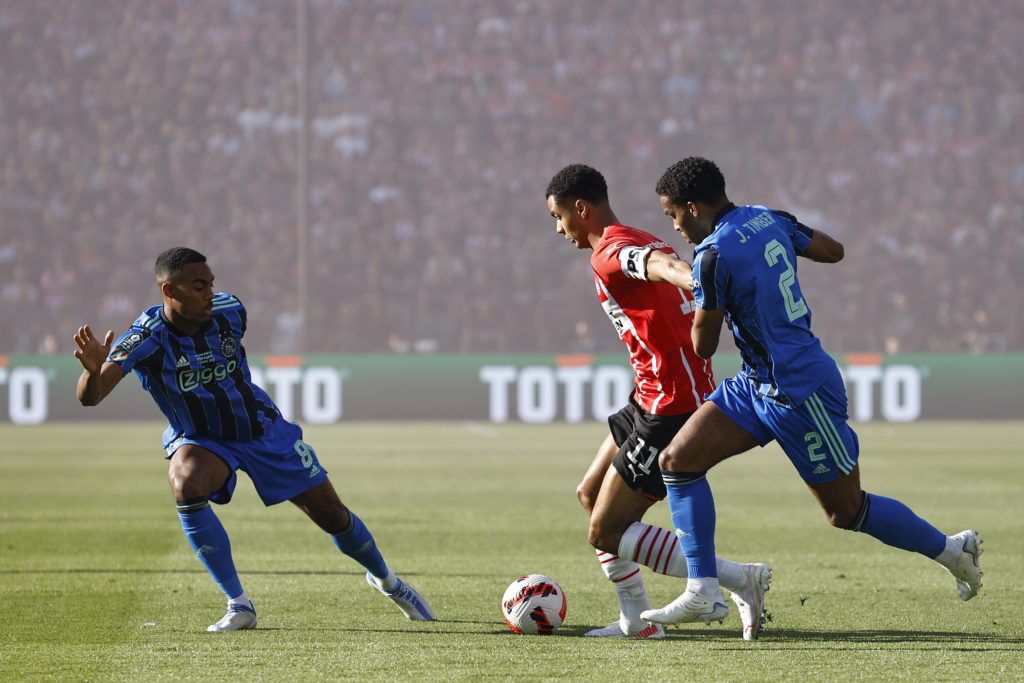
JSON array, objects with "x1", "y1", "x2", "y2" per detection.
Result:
[{"x1": 463, "y1": 422, "x2": 498, "y2": 438}]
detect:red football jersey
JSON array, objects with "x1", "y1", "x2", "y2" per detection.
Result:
[{"x1": 591, "y1": 225, "x2": 715, "y2": 415}]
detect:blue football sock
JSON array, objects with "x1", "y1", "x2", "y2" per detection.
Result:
[
  {"x1": 858, "y1": 493, "x2": 946, "y2": 558},
  {"x1": 177, "y1": 499, "x2": 244, "y2": 600},
  {"x1": 663, "y1": 473, "x2": 718, "y2": 579},
  {"x1": 332, "y1": 512, "x2": 390, "y2": 580}
]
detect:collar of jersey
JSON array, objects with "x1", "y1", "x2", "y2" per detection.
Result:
[
  {"x1": 158, "y1": 308, "x2": 212, "y2": 337},
  {"x1": 711, "y1": 203, "x2": 738, "y2": 229}
]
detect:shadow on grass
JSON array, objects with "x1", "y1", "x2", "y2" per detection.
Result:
[
  {"x1": 484, "y1": 624, "x2": 1024, "y2": 646},
  {"x1": 236, "y1": 621, "x2": 646, "y2": 637},
  {"x1": 242, "y1": 622, "x2": 514, "y2": 636},
  {"x1": 0, "y1": 568, "x2": 494, "y2": 578},
  {"x1": 671, "y1": 627, "x2": 1024, "y2": 648},
  {"x1": 203, "y1": 627, "x2": 498, "y2": 636},
  {"x1": 0, "y1": 568, "x2": 364, "y2": 576},
  {"x1": 168, "y1": 622, "x2": 1024, "y2": 646}
]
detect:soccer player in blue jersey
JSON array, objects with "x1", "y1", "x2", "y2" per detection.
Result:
[
  {"x1": 631, "y1": 158, "x2": 983, "y2": 627},
  {"x1": 73, "y1": 247, "x2": 434, "y2": 631}
]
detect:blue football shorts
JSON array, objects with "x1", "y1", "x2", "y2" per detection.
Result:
[
  {"x1": 708, "y1": 369, "x2": 860, "y2": 484},
  {"x1": 164, "y1": 417, "x2": 329, "y2": 506}
]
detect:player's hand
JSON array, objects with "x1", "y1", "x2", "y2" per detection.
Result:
[{"x1": 73, "y1": 325, "x2": 114, "y2": 374}]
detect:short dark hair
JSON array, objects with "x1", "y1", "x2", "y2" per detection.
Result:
[
  {"x1": 655, "y1": 157, "x2": 726, "y2": 205},
  {"x1": 155, "y1": 247, "x2": 206, "y2": 283},
  {"x1": 545, "y1": 164, "x2": 608, "y2": 205}
]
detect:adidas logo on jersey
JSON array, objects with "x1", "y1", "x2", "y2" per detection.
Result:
[
  {"x1": 176, "y1": 355, "x2": 190, "y2": 368},
  {"x1": 812, "y1": 463, "x2": 831, "y2": 475}
]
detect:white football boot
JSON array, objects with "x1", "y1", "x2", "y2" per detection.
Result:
[
  {"x1": 366, "y1": 572, "x2": 436, "y2": 621},
  {"x1": 585, "y1": 620, "x2": 665, "y2": 639},
  {"x1": 728, "y1": 563, "x2": 772, "y2": 641},
  {"x1": 207, "y1": 600, "x2": 257, "y2": 632},
  {"x1": 944, "y1": 530, "x2": 984, "y2": 601},
  {"x1": 640, "y1": 588, "x2": 729, "y2": 626}
]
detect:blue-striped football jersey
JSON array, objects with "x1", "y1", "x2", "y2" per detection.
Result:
[
  {"x1": 691, "y1": 205, "x2": 835, "y2": 405},
  {"x1": 107, "y1": 292, "x2": 279, "y2": 448}
]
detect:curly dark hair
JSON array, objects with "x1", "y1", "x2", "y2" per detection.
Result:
[
  {"x1": 655, "y1": 157, "x2": 726, "y2": 205},
  {"x1": 155, "y1": 247, "x2": 207, "y2": 283},
  {"x1": 545, "y1": 164, "x2": 608, "y2": 205}
]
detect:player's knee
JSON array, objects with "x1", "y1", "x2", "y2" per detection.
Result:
[
  {"x1": 576, "y1": 482, "x2": 597, "y2": 513},
  {"x1": 658, "y1": 444, "x2": 685, "y2": 472},
  {"x1": 167, "y1": 460, "x2": 205, "y2": 500},
  {"x1": 168, "y1": 473, "x2": 202, "y2": 500},
  {"x1": 656, "y1": 452, "x2": 671, "y2": 472},
  {"x1": 318, "y1": 506, "x2": 351, "y2": 536},
  {"x1": 837, "y1": 491, "x2": 870, "y2": 531},
  {"x1": 587, "y1": 521, "x2": 620, "y2": 554},
  {"x1": 825, "y1": 494, "x2": 866, "y2": 530},
  {"x1": 824, "y1": 509, "x2": 851, "y2": 529}
]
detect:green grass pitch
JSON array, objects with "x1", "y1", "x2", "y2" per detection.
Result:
[{"x1": 2, "y1": 421, "x2": 1023, "y2": 681}]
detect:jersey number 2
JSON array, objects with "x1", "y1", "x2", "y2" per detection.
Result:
[{"x1": 764, "y1": 239, "x2": 808, "y2": 322}]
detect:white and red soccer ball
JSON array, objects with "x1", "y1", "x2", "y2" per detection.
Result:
[{"x1": 501, "y1": 574, "x2": 567, "y2": 635}]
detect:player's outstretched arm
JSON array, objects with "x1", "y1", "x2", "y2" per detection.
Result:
[
  {"x1": 644, "y1": 250, "x2": 694, "y2": 291},
  {"x1": 73, "y1": 325, "x2": 124, "y2": 406},
  {"x1": 800, "y1": 229, "x2": 845, "y2": 263}
]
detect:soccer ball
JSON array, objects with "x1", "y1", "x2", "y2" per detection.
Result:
[{"x1": 501, "y1": 574, "x2": 567, "y2": 635}]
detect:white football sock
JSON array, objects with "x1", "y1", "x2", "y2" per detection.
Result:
[
  {"x1": 714, "y1": 558, "x2": 746, "y2": 593},
  {"x1": 619, "y1": 522, "x2": 680, "y2": 575},
  {"x1": 377, "y1": 568, "x2": 399, "y2": 591},
  {"x1": 595, "y1": 550, "x2": 649, "y2": 630},
  {"x1": 618, "y1": 521, "x2": 747, "y2": 592},
  {"x1": 228, "y1": 592, "x2": 251, "y2": 607},
  {"x1": 687, "y1": 576, "x2": 722, "y2": 596},
  {"x1": 933, "y1": 535, "x2": 960, "y2": 570}
]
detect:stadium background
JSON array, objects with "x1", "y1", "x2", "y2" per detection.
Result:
[{"x1": 2, "y1": 0, "x2": 1022, "y2": 363}]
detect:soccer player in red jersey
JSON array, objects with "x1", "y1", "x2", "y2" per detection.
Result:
[{"x1": 545, "y1": 164, "x2": 772, "y2": 640}]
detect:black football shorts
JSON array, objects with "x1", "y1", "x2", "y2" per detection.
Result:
[{"x1": 608, "y1": 397, "x2": 694, "y2": 500}]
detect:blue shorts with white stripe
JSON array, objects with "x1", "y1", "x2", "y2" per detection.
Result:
[{"x1": 708, "y1": 369, "x2": 860, "y2": 484}]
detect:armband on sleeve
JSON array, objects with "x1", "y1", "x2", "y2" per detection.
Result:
[
  {"x1": 108, "y1": 331, "x2": 144, "y2": 364},
  {"x1": 618, "y1": 246, "x2": 652, "y2": 281},
  {"x1": 107, "y1": 327, "x2": 157, "y2": 373}
]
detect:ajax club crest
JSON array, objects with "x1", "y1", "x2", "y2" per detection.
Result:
[{"x1": 220, "y1": 336, "x2": 237, "y2": 358}]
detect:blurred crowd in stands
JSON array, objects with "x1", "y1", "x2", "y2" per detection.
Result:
[{"x1": 3, "y1": 0, "x2": 1022, "y2": 355}]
